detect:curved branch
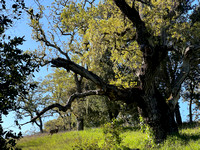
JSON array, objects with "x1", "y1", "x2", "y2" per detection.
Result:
[
  {"x1": 21, "y1": 90, "x2": 105, "y2": 125},
  {"x1": 21, "y1": 56, "x2": 144, "y2": 126}
]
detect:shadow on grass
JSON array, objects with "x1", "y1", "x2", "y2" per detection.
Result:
[
  {"x1": 168, "y1": 128, "x2": 200, "y2": 146},
  {"x1": 121, "y1": 126, "x2": 141, "y2": 132},
  {"x1": 177, "y1": 132, "x2": 200, "y2": 142},
  {"x1": 179, "y1": 122, "x2": 200, "y2": 129}
]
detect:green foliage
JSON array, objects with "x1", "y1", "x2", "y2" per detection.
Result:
[
  {"x1": 83, "y1": 96, "x2": 110, "y2": 127},
  {"x1": 0, "y1": 37, "x2": 37, "y2": 115},
  {"x1": 139, "y1": 116, "x2": 156, "y2": 148},
  {"x1": 42, "y1": 69, "x2": 80, "y2": 130},
  {"x1": 44, "y1": 114, "x2": 77, "y2": 132},
  {"x1": 100, "y1": 119, "x2": 123, "y2": 149},
  {"x1": 42, "y1": 68, "x2": 116, "y2": 129},
  {"x1": 29, "y1": 0, "x2": 142, "y2": 89},
  {"x1": 72, "y1": 132, "x2": 100, "y2": 150}
]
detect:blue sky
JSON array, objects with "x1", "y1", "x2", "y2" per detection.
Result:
[{"x1": 1, "y1": 0, "x2": 195, "y2": 135}]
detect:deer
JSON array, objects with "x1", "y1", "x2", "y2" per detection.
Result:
[{"x1": 49, "y1": 125, "x2": 59, "y2": 135}]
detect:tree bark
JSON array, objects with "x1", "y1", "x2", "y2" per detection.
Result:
[
  {"x1": 35, "y1": 110, "x2": 44, "y2": 133},
  {"x1": 74, "y1": 74, "x2": 84, "y2": 131},
  {"x1": 137, "y1": 88, "x2": 178, "y2": 143},
  {"x1": 34, "y1": 119, "x2": 43, "y2": 133},
  {"x1": 189, "y1": 81, "x2": 195, "y2": 124},
  {"x1": 26, "y1": 48, "x2": 198, "y2": 142},
  {"x1": 113, "y1": 0, "x2": 199, "y2": 143},
  {"x1": 36, "y1": 44, "x2": 198, "y2": 142},
  {"x1": 175, "y1": 103, "x2": 182, "y2": 126}
]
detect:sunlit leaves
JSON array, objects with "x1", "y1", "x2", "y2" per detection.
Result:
[{"x1": 61, "y1": 0, "x2": 142, "y2": 87}]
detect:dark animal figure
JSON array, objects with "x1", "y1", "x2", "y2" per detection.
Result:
[{"x1": 49, "y1": 126, "x2": 59, "y2": 135}]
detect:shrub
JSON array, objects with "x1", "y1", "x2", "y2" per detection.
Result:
[{"x1": 99, "y1": 119, "x2": 123, "y2": 149}]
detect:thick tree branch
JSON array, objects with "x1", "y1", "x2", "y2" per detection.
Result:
[
  {"x1": 21, "y1": 90, "x2": 105, "y2": 125},
  {"x1": 50, "y1": 57, "x2": 144, "y2": 102},
  {"x1": 168, "y1": 45, "x2": 200, "y2": 108},
  {"x1": 51, "y1": 57, "x2": 106, "y2": 88},
  {"x1": 114, "y1": 0, "x2": 150, "y2": 46},
  {"x1": 21, "y1": 56, "x2": 145, "y2": 126}
]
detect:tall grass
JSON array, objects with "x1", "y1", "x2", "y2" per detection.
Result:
[{"x1": 16, "y1": 123, "x2": 200, "y2": 150}]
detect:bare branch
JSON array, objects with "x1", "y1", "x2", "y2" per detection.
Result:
[
  {"x1": 21, "y1": 90, "x2": 105, "y2": 125},
  {"x1": 36, "y1": 28, "x2": 70, "y2": 60},
  {"x1": 57, "y1": 26, "x2": 72, "y2": 36},
  {"x1": 27, "y1": 1, "x2": 71, "y2": 60}
]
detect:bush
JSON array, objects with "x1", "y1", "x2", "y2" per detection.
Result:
[{"x1": 99, "y1": 119, "x2": 123, "y2": 149}]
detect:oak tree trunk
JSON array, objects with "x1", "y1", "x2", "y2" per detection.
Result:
[
  {"x1": 137, "y1": 89, "x2": 178, "y2": 143},
  {"x1": 35, "y1": 110, "x2": 44, "y2": 133},
  {"x1": 39, "y1": 118, "x2": 44, "y2": 133},
  {"x1": 175, "y1": 103, "x2": 182, "y2": 126},
  {"x1": 74, "y1": 74, "x2": 85, "y2": 131}
]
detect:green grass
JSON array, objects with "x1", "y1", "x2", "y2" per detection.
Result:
[{"x1": 16, "y1": 124, "x2": 200, "y2": 150}]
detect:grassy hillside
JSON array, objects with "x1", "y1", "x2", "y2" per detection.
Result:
[{"x1": 16, "y1": 123, "x2": 200, "y2": 150}]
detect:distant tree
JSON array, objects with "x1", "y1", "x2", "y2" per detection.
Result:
[
  {"x1": 44, "y1": 114, "x2": 77, "y2": 132},
  {"x1": 17, "y1": 79, "x2": 51, "y2": 133},
  {"x1": 41, "y1": 69, "x2": 82, "y2": 130},
  {"x1": 183, "y1": 66, "x2": 200, "y2": 123},
  {"x1": 0, "y1": 0, "x2": 38, "y2": 149}
]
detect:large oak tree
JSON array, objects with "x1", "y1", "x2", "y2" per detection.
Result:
[{"x1": 24, "y1": 0, "x2": 200, "y2": 143}]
